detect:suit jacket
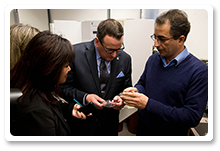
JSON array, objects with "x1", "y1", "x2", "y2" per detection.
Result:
[
  {"x1": 13, "y1": 92, "x2": 74, "y2": 136},
  {"x1": 60, "y1": 39, "x2": 132, "y2": 135}
]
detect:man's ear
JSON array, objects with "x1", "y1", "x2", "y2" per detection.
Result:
[
  {"x1": 178, "y1": 35, "x2": 185, "y2": 45},
  {"x1": 94, "y1": 37, "x2": 99, "y2": 48}
]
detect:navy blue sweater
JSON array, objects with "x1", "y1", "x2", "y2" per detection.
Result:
[{"x1": 135, "y1": 53, "x2": 208, "y2": 135}]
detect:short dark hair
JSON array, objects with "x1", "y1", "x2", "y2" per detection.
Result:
[
  {"x1": 10, "y1": 31, "x2": 75, "y2": 104},
  {"x1": 156, "y1": 9, "x2": 191, "y2": 41},
  {"x1": 97, "y1": 19, "x2": 124, "y2": 42}
]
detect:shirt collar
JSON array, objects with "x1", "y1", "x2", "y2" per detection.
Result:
[
  {"x1": 94, "y1": 41, "x2": 102, "y2": 61},
  {"x1": 160, "y1": 46, "x2": 189, "y2": 67}
]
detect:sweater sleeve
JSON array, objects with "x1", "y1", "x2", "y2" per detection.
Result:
[{"x1": 144, "y1": 68, "x2": 208, "y2": 128}]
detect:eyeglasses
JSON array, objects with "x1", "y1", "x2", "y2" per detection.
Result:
[
  {"x1": 150, "y1": 34, "x2": 173, "y2": 43},
  {"x1": 99, "y1": 38, "x2": 125, "y2": 54}
]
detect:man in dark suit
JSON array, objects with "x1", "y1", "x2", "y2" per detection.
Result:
[{"x1": 60, "y1": 19, "x2": 132, "y2": 136}]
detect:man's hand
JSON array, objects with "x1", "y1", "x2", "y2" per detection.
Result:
[
  {"x1": 111, "y1": 95, "x2": 125, "y2": 110},
  {"x1": 120, "y1": 92, "x2": 148, "y2": 110},
  {"x1": 123, "y1": 87, "x2": 138, "y2": 93},
  {"x1": 86, "y1": 94, "x2": 105, "y2": 110}
]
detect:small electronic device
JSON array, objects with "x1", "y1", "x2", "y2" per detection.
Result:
[
  {"x1": 78, "y1": 102, "x2": 98, "y2": 115},
  {"x1": 104, "y1": 100, "x2": 115, "y2": 108}
]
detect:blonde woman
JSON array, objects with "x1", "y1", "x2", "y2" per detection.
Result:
[{"x1": 10, "y1": 23, "x2": 40, "y2": 69}]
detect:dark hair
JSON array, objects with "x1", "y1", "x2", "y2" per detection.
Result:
[
  {"x1": 156, "y1": 9, "x2": 191, "y2": 41},
  {"x1": 97, "y1": 19, "x2": 124, "y2": 41},
  {"x1": 10, "y1": 31, "x2": 75, "y2": 104}
]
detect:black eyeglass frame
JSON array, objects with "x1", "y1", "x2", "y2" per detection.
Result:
[
  {"x1": 99, "y1": 38, "x2": 125, "y2": 54},
  {"x1": 150, "y1": 34, "x2": 174, "y2": 43}
]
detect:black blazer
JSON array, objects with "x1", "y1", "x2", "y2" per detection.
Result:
[
  {"x1": 60, "y1": 40, "x2": 132, "y2": 135},
  {"x1": 13, "y1": 92, "x2": 74, "y2": 136}
]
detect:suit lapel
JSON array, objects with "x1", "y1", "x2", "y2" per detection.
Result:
[{"x1": 84, "y1": 41, "x2": 101, "y2": 93}]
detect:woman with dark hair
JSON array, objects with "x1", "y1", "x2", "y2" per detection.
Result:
[{"x1": 10, "y1": 31, "x2": 87, "y2": 136}]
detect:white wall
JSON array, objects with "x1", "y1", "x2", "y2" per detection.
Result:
[
  {"x1": 111, "y1": 9, "x2": 140, "y2": 20},
  {"x1": 124, "y1": 19, "x2": 154, "y2": 84},
  {"x1": 49, "y1": 9, "x2": 141, "y2": 22},
  {"x1": 54, "y1": 20, "x2": 82, "y2": 44},
  {"x1": 18, "y1": 9, "x2": 49, "y2": 31},
  {"x1": 158, "y1": 9, "x2": 208, "y2": 60},
  {"x1": 10, "y1": 10, "x2": 16, "y2": 25},
  {"x1": 50, "y1": 9, "x2": 108, "y2": 22}
]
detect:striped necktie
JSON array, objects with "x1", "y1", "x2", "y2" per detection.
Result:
[{"x1": 100, "y1": 58, "x2": 109, "y2": 94}]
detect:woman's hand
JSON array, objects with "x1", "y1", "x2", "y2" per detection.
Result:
[{"x1": 72, "y1": 104, "x2": 87, "y2": 120}]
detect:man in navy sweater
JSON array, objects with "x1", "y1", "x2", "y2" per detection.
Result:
[{"x1": 121, "y1": 9, "x2": 208, "y2": 136}]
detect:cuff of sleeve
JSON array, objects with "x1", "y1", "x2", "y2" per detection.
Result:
[
  {"x1": 145, "y1": 98, "x2": 163, "y2": 115},
  {"x1": 83, "y1": 93, "x2": 88, "y2": 105},
  {"x1": 135, "y1": 86, "x2": 142, "y2": 93}
]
